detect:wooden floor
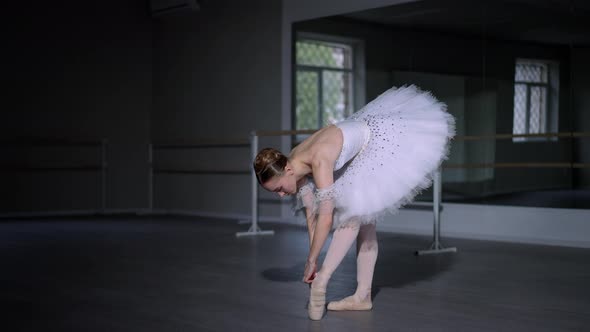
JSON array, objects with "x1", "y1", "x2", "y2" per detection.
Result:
[{"x1": 1, "y1": 216, "x2": 589, "y2": 331}]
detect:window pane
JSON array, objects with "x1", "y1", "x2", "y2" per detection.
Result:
[
  {"x1": 513, "y1": 59, "x2": 554, "y2": 142},
  {"x1": 322, "y1": 71, "x2": 353, "y2": 125},
  {"x1": 529, "y1": 86, "x2": 547, "y2": 134},
  {"x1": 513, "y1": 84, "x2": 527, "y2": 140},
  {"x1": 296, "y1": 70, "x2": 319, "y2": 130},
  {"x1": 296, "y1": 40, "x2": 352, "y2": 69},
  {"x1": 515, "y1": 61, "x2": 548, "y2": 83}
]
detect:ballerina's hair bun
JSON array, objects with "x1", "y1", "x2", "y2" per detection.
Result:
[{"x1": 253, "y1": 148, "x2": 288, "y2": 184}]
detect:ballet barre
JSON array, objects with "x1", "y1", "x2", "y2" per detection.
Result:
[
  {"x1": 415, "y1": 168, "x2": 457, "y2": 255},
  {"x1": 245, "y1": 129, "x2": 454, "y2": 249},
  {"x1": 238, "y1": 129, "x2": 317, "y2": 237},
  {"x1": 149, "y1": 130, "x2": 589, "y2": 245},
  {"x1": 0, "y1": 138, "x2": 109, "y2": 213},
  {"x1": 447, "y1": 131, "x2": 590, "y2": 171},
  {"x1": 148, "y1": 138, "x2": 274, "y2": 237},
  {"x1": 148, "y1": 139, "x2": 251, "y2": 214},
  {"x1": 147, "y1": 139, "x2": 271, "y2": 237},
  {"x1": 236, "y1": 132, "x2": 274, "y2": 237},
  {"x1": 246, "y1": 129, "x2": 590, "y2": 253},
  {"x1": 239, "y1": 129, "x2": 325, "y2": 237},
  {"x1": 455, "y1": 131, "x2": 590, "y2": 141},
  {"x1": 414, "y1": 131, "x2": 590, "y2": 255}
]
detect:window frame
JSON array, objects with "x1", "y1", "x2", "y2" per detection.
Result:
[
  {"x1": 512, "y1": 58, "x2": 559, "y2": 143},
  {"x1": 293, "y1": 32, "x2": 365, "y2": 133}
]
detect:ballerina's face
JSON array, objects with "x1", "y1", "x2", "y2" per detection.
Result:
[{"x1": 262, "y1": 166, "x2": 298, "y2": 197}]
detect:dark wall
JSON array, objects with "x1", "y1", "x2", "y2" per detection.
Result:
[
  {"x1": 151, "y1": 0, "x2": 283, "y2": 214},
  {"x1": 1, "y1": 0, "x2": 284, "y2": 216},
  {"x1": 2, "y1": 0, "x2": 153, "y2": 212}
]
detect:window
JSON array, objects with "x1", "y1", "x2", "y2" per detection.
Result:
[
  {"x1": 295, "y1": 36, "x2": 357, "y2": 130},
  {"x1": 513, "y1": 59, "x2": 559, "y2": 142}
]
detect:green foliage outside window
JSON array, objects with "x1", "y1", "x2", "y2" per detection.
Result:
[{"x1": 296, "y1": 40, "x2": 352, "y2": 130}]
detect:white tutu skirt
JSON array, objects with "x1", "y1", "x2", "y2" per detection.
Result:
[{"x1": 297, "y1": 85, "x2": 456, "y2": 229}]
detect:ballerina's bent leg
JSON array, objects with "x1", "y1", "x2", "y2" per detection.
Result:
[
  {"x1": 308, "y1": 225, "x2": 359, "y2": 320},
  {"x1": 328, "y1": 222, "x2": 378, "y2": 311}
]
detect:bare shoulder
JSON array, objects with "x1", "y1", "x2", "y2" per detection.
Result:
[
  {"x1": 309, "y1": 125, "x2": 343, "y2": 164},
  {"x1": 290, "y1": 125, "x2": 343, "y2": 166}
]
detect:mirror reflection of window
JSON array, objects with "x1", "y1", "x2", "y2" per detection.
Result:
[{"x1": 513, "y1": 59, "x2": 560, "y2": 142}]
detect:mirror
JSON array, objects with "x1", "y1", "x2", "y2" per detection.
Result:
[{"x1": 292, "y1": 0, "x2": 590, "y2": 209}]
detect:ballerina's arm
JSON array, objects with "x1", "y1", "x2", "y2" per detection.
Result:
[
  {"x1": 296, "y1": 179, "x2": 317, "y2": 248},
  {"x1": 303, "y1": 157, "x2": 335, "y2": 283},
  {"x1": 305, "y1": 208, "x2": 317, "y2": 250}
]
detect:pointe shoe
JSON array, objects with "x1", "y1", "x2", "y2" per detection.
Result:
[
  {"x1": 308, "y1": 282, "x2": 326, "y2": 320},
  {"x1": 327, "y1": 294, "x2": 372, "y2": 311}
]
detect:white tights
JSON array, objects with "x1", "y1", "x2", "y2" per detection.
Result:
[{"x1": 314, "y1": 222, "x2": 378, "y2": 300}]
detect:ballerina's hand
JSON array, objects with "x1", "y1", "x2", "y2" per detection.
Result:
[{"x1": 303, "y1": 260, "x2": 317, "y2": 284}]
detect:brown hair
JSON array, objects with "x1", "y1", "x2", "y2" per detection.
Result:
[{"x1": 253, "y1": 148, "x2": 288, "y2": 184}]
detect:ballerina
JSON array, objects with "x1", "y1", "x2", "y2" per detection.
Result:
[{"x1": 253, "y1": 85, "x2": 455, "y2": 320}]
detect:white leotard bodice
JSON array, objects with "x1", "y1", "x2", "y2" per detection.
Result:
[{"x1": 333, "y1": 120, "x2": 371, "y2": 171}]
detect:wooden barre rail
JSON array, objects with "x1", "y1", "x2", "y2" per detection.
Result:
[
  {"x1": 0, "y1": 165, "x2": 105, "y2": 172},
  {"x1": 148, "y1": 131, "x2": 590, "y2": 175},
  {"x1": 0, "y1": 139, "x2": 106, "y2": 147},
  {"x1": 151, "y1": 162, "x2": 590, "y2": 174},
  {"x1": 251, "y1": 130, "x2": 590, "y2": 140},
  {"x1": 456, "y1": 132, "x2": 590, "y2": 141},
  {"x1": 152, "y1": 139, "x2": 249, "y2": 149},
  {"x1": 444, "y1": 163, "x2": 590, "y2": 169},
  {"x1": 149, "y1": 139, "x2": 252, "y2": 210},
  {"x1": 147, "y1": 131, "x2": 590, "y2": 149},
  {"x1": 154, "y1": 169, "x2": 249, "y2": 175},
  {"x1": 254, "y1": 129, "x2": 318, "y2": 137}
]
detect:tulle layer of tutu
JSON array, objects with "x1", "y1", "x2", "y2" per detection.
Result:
[{"x1": 296, "y1": 85, "x2": 456, "y2": 229}]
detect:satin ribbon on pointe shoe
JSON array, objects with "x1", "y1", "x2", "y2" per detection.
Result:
[{"x1": 308, "y1": 282, "x2": 326, "y2": 320}]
